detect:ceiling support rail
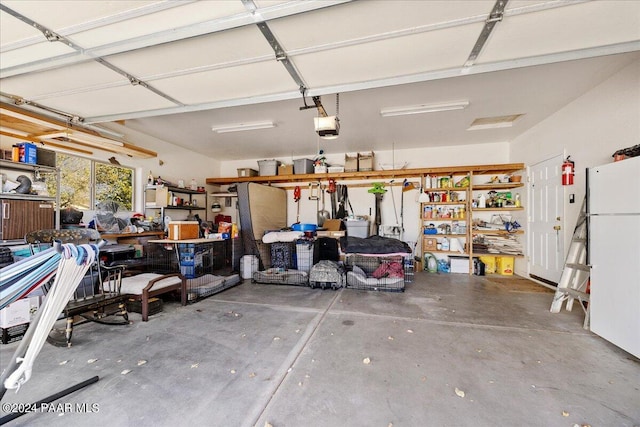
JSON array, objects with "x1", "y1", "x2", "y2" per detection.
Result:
[{"x1": 464, "y1": 0, "x2": 509, "y2": 68}]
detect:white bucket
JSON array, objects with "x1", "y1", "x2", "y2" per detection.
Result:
[{"x1": 241, "y1": 255, "x2": 258, "y2": 279}]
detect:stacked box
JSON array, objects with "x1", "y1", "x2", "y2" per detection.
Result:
[
  {"x1": 358, "y1": 152, "x2": 375, "y2": 171},
  {"x1": 344, "y1": 154, "x2": 358, "y2": 172}
]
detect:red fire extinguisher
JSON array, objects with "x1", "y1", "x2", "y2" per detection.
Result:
[{"x1": 562, "y1": 156, "x2": 575, "y2": 186}]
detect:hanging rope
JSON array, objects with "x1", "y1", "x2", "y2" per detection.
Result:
[{"x1": 3, "y1": 243, "x2": 98, "y2": 391}]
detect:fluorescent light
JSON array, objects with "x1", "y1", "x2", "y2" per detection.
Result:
[
  {"x1": 380, "y1": 101, "x2": 469, "y2": 117},
  {"x1": 211, "y1": 121, "x2": 275, "y2": 133}
]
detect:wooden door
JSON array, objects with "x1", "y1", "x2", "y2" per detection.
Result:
[
  {"x1": 1, "y1": 199, "x2": 55, "y2": 240},
  {"x1": 529, "y1": 155, "x2": 564, "y2": 284}
]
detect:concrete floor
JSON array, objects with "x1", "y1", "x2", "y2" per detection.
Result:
[{"x1": 1, "y1": 272, "x2": 639, "y2": 427}]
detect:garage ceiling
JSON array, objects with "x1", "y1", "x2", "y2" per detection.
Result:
[{"x1": 1, "y1": 0, "x2": 639, "y2": 161}]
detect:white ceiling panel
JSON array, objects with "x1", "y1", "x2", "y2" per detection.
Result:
[
  {"x1": 0, "y1": 8, "x2": 42, "y2": 44},
  {"x1": 152, "y1": 60, "x2": 297, "y2": 105},
  {"x1": 39, "y1": 84, "x2": 176, "y2": 118},
  {"x1": 1, "y1": 0, "x2": 159, "y2": 34},
  {"x1": 481, "y1": 1, "x2": 640, "y2": 63},
  {"x1": 106, "y1": 25, "x2": 273, "y2": 79},
  {"x1": 0, "y1": 41, "x2": 77, "y2": 70},
  {"x1": 67, "y1": 1, "x2": 247, "y2": 49},
  {"x1": 0, "y1": 60, "x2": 126, "y2": 100},
  {"x1": 269, "y1": 0, "x2": 493, "y2": 51},
  {"x1": 294, "y1": 23, "x2": 483, "y2": 88}
]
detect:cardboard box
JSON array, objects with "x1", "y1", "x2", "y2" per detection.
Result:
[
  {"x1": 344, "y1": 154, "x2": 358, "y2": 172},
  {"x1": 423, "y1": 236, "x2": 438, "y2": 251},
  {"x1": 358, "y1": 152, "x2": 375, "y2": 171},
  {"x1": 278, "y1": 164, "x2": 294, "y2": 175},
  {"x1": 496, "y1": 256, "x2": 514, "y2": 275},
  {"x1": 1, "y1": 323, "x2": 29, "y2": 344},
  {"x1": 237, "y1": 168, "x2": 258, "y2": 177},
  {"x1": 18, "y1": 143, "x2": 37, "y2": 164},
  {"x1": 0, "y1": 297, "x2": 39, "y2": 328},
  {"x1": 323, "y1": 219, "x2": 345, "y2": 231},
  {"x1": 168, "y1": 221, "x2": 200, "y2": 240}
]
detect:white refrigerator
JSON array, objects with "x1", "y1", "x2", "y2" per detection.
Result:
[{"x1": 588, "y1": 155, "x2": 640, "y2": 358}]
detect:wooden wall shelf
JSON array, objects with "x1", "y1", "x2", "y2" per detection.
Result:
[{"x1": 206, "y1": 163, "x2": 525, "y2": 185}]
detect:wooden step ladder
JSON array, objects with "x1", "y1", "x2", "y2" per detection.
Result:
[{"x1": 550, "y1": 198, "x2": 590, "y2": 329}]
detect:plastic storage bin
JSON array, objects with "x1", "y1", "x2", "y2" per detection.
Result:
[
  {"x1": 258, "y1": 159, "x2": 281, "y2": 176},
  {"x1": 345, "y1": 220, "x2": 369, "y2": 238},
  {"x1": 293, "y1": 158, "x2": 314, "y2": 174}
]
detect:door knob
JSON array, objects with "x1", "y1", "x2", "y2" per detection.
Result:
[{"x1": 553, "y1": 225, "x2": 561, "y2": 231}]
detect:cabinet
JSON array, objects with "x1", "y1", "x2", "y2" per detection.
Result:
[
  {"x1": 1, "y1": 198, "x2": 55, "y2": 241},
  {"x1": 144, "y1": 185, "x2": 206, "y2": 227},
  {"x1": 1, "y1": 159, "x2": 60, "y2": 242}
]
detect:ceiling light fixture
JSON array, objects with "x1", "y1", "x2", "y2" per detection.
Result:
[
  {"x1": 467, "y1": 114, "x2": 524, "y2": 130},
  {"x1": 211, "y1": 121, "x2": 275, "y2": 133},
  {"x1": 380, "y1": 101, "x2": 469, "y2": 117}
]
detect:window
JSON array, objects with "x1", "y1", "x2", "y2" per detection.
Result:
[{"x1": 46, "y1": 153, "x2": 134, "y2": 211}]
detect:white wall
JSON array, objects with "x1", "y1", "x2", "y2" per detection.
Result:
[{"x1": 510, "y1": 58, "x2": 640, "y2": 275}]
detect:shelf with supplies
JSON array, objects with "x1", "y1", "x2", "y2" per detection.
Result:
[
  {"x1": 144, "y1": 185, "x2": 207, "y2": 228},
  {"x1": 417, "y1": 163, "x2": 525, "y2": 274},
  {"x1": 469, "y1": 169, "x2": 526, "y2": 261}
]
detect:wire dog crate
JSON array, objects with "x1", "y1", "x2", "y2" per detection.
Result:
[{"x1": 345, "y1": 254, "x2": 406, "y2": 292}]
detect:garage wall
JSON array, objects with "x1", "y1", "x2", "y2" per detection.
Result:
[
  {"x1": 510, "y1": 58, "x2": 640, "y2": 276},
  {"x1": 220, "y1": 142, "x2": 510, "y2": 249}
]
